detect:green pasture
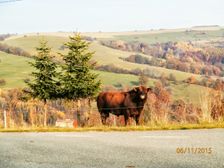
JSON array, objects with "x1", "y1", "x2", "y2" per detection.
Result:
[
  {"x1": 3, "y1": 35, "x2": 202, "y2": 81},
  {"x1": 115, "y1": 29, "x2": 224, "y2": 44}
]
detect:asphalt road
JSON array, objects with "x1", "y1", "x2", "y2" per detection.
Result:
[{"x1": 0, "y1": 129, "x2": 223, "y2": 168}]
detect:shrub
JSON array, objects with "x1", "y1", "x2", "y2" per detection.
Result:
[
  {"x1": 0, "y1": 79, "x2": 6, "y2": 86},
  {"x1": 0, "y1": 43, "x2": 31, "y2": 57},
  {"x1": 139, "y1": 73, "x2": 148, "y2": 86},
  {"x1": 0, "y1": 34, "x2": 14, "y2": 41}
]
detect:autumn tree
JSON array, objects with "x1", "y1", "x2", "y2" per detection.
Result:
[{"x1": 186, "y1": 76, "x2": 197, "y2": 84}]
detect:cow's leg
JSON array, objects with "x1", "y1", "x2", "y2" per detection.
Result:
[
  {"x1": 135, "y1": 114, "x2": 140, "y2": 125},
  {"x1": 101, "y1": 112, "x2": 109, "y2": 125},
  {"x1": 124, "y1": 111, "x2": 130, "y2": 126}
]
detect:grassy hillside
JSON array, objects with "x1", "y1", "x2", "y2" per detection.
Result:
[
  {"x1": 0, "y1": 51, "x2": 144, "y2": 89},
  {"x1": 0, "y1": 50, "x2": 210, "y2": 105},
  {"x1": 0, "y1": 52, "x2": 33, "y2": 89},
  {"x1": 3, "y1": 35, "x2": 202, "y2": 81},
  {"x1": 3, "y1": 35, "x2": 67, "y2": 55},
  {"x1": 115, "y1": 29, "x2": 224, "y2": 44}
]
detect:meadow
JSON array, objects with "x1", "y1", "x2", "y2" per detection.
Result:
[
  {"x1": 3, "y1": 34, "x2": 203, "y2": 81},
  {"x1": 114, "y1": 29, "x2": 224, "y2": 44},
  {"x1": 0, "y1": 51, "x2": 143, "y2": 89},
  {"x1": 0, "y1": 52, "x2": 33, "y2": 89}
]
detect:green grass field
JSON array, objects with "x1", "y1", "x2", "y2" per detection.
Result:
[
  {"x1": 0, "y1": 52, "x2": 33, "y2": 89},
  {"x1": 0, "y1": 51, "x2": 146, "y2": 89},
  {"x1": 3, "y1": 35, "x2": 202, "y2": 81},
  {"x1": 0, "y1": 52, "x2": 126, "y2": 89},
  {"x1": 3, "y1": 35, "x2": 68, "y2": 55},
  {"x1": 115, "y1": 29, "x2": 224, "y2": 44}
]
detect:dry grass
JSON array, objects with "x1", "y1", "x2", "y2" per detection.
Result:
[{"x1": 0, "y1": 122, "x2": 223, "y2": 132}]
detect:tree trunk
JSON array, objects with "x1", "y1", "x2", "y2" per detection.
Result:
[
  {"x1": 43, "y1": 100, "x2": 47, "y2": 127},
  {"x1": 76, "y1": 99, "x2": 81, "y2": 127},
  {"x1": 87, "y1": 98, "x2": 92, "y2": 119}
]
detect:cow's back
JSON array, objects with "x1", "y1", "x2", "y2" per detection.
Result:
[{"x1": 97, "y1": 92, "x2": 126, "y2": 111}]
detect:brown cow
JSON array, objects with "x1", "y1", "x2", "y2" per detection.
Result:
[{"x1": 97, "y1": 86, "x2": 152, "y2": 125}]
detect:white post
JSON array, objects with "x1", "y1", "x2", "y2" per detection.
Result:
[{"x1": 3, "y1": 110, "x2": 7, "y2": 129}]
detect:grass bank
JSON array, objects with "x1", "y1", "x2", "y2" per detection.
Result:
[{"x1": 0, "y1": 122, "x2": 223, "y2": 132}]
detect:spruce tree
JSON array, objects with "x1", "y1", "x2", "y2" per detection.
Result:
[
  {"x1": 59, "y1": 34, "x2": 101, "y2": 100},
  {"x1": 26, "y1": 40, "x2": 58, "y2": 126},
  {"x1": 59, "y1": 34, "x2": 101, "y2": 126}
]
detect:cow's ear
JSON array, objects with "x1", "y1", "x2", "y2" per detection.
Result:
[{"x1": 147, "y1": 87, "x2": 152, "y2": 92}]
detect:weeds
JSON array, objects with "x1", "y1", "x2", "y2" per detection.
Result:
[
  {"x1": 0, "y1": 122, "x2": 224, "y2": 132},
  {"x1": 0, "y1": 87, "x2": 224, "y2": 130}
]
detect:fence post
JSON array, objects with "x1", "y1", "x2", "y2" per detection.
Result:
[
  {"x1": 77, "y1": 100, "x2": 81, "y2": 127},
  {"x1": 113, "y1": 115, "x2": 116, "y2": 126},
  {"x1": 3, "y1": 110, "x2": 7, "y2": 129}
]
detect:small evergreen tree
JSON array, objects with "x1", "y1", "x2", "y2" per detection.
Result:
[
  {"x1": 26, "y1": 40, "x2": 58, "y2": 126},
  {"x1": 59, "y1": 34, "x2": 101, "y2": 100},
  {"x1": 59, "y1": 34, "x2": 101, "y2": 125}
]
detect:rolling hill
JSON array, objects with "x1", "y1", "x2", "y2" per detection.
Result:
[
  {"x1": 2, "y1": 33, "x2": 204, "y2": 81},
  {"x1": 0, "y1": 51, "x2": 146, "y2": 89},
  {"x1": 0, "y1": 50, "x2": 208, "y2": 105},
  {"x1": 0, "y1": 27, "x2": 223, "y2": 105}
]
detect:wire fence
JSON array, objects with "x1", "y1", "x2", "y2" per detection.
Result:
[{"x1": 97, "y1": 106, "x2": 145, "y2": 111}]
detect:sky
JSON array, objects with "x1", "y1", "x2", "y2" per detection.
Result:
[{"x1": 0, "y1": 0, "x2": 224, "y2": 34}]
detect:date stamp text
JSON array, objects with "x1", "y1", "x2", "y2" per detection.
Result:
[{"x1": 176, "y1": 147, "x2": 212, "y2": 154}]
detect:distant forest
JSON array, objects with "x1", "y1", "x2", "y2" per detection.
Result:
[{"x1": 101, "y1": 40, "x2": 224, "y2": 77}]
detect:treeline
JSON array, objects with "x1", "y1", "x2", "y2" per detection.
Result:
[
  {"x1": 101, "y1": 40, "x2": 224, "y2": 76},
  {"x1": 185, "y1": 76, "x2": 224, "y2": 91},
  {"x1": 95, "y1": 64, "x2": 166, "y2": 82},
  {"x1": 0, "y1": 34, "x2": 15, "y2": 41},
  {"x1": 95, "y1": 64, "x2": 177, "y2": 83},
  {"x1": 0, "y1": 43, "x2": 31, "y2": 57},
  {"x1": 123, "y1": 54, "x2": 222, "y2": 76}
]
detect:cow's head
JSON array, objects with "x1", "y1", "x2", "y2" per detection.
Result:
[{"x1": 132, "y1": 86, "x2": 152, "y2": 100}]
